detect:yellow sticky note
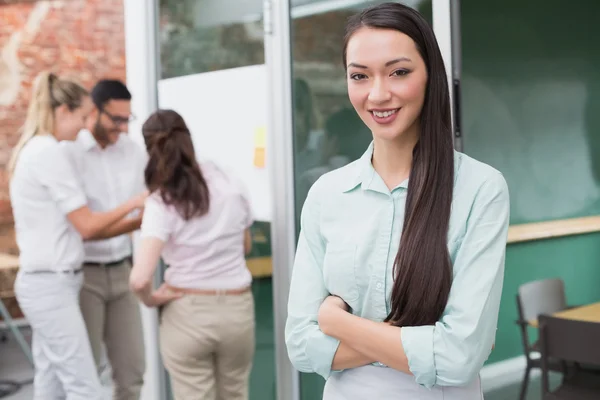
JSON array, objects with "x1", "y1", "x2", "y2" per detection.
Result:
[
  {"x1": 254, "y1": 126, "x2": 266, "y2": 148},
  {"x1": 254, "y1": 148, "x2": 265, "y2": 168},
  {"x1": 254, "y1": 126, "x2": 266, "y2": 168}
]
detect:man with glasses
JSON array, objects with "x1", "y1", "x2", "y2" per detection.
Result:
[{"x1": 61, "y1": 80, "x2": 146, "y2": 400}]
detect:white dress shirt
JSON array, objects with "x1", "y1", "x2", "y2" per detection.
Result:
[
  {"x1": 10, "y1": 135, "x2": 87, "y2": 271},
  {"x1": 61, "y1": 129, "x2": 147, "y2": 263}
]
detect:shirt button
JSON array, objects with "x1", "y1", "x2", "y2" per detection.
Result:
[{"x1": 376, "y1": 282, "x2": 383, "y2": 289}]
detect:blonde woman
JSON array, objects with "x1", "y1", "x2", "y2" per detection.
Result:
[{"x1": 9, "y1": 71, "x2": 146, "y2": 400}]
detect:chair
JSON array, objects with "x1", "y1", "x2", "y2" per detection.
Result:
[
  {"x1": 539, "y1": 315, "x2": 600, "y2": 399},
  {"x1": 0, "y1": 298, "x2": 33, "y2": 366},
  {"x1": 516, "y1": 278, "x2": 569, "y2": 400},
  {"x1": 0, "y1": 253, "x2": 33, "y2": 367}
]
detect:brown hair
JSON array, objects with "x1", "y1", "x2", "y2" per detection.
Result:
[
  {"x1": 344, "y1": 3, "x2": 454, "y2": 327},
  {"x1": 8, "y1": 71, "x2": 88, "y2": 174},
  {"x1": 142, "y1": 109, "x2": 210, "y2": 220}
]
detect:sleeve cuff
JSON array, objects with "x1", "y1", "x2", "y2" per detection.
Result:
[
  {"x1": 304, "y1": 330, "x2": 341, "y2": 380},
  {"x1": 139, "y1": 231, "x2": 168, "y2": 242},
  {"x1": 58, "y1": 195, "x2": 87, "y2": 215},
  {"x1": 401, "y1": 325, "x2": 436, "y2": 388}
]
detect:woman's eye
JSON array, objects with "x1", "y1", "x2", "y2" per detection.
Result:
[
  {"x1": 392, "y1": 69, "x2": 409, "y2": 77},
  {"x1": 350, "y1": 73, "x2": 367, "y2": 81}
]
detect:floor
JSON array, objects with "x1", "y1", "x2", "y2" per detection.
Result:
[
  {"x1": 485, "y1": 377, "x2": 561, "y2": 400},
  {"x1": 0, "y1": 329, "x2": 33, "y2": 400},
  {"x1": 0, "y1": 327, "x2": 114, "y2": 399},
  {"x1": 0, "y1": 330, "x2": 561, "y2": 400},
  {"x1": 0, "y1": 278, "x2": 561, "y2": 400}
]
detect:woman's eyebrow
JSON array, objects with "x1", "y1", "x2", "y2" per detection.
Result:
[{"x1": 347, "y1": 57, "x2": 412, "y2": 69}]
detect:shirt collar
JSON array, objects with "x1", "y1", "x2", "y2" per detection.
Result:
[
  {"x1": 342, "y1": 143, "x2": 463, "y2": 194},
  {"x1": 79, "y1": 129, "x2": 127, "y2": 152},
  {"x1": 342, "y1": 142, "x2": 409, "y2": 193}
]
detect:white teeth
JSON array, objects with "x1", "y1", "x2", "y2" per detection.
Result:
[{"x1": 373, "y1": 109, "x2": 397, "y2": 118}]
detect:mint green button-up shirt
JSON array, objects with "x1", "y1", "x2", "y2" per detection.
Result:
[{"x1": 285, "y1": 143, "x2": 510, "y2": 389}]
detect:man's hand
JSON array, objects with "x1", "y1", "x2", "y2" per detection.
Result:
[{"x1": 131, "y1": 190, "x2": 150, "y2": 210}]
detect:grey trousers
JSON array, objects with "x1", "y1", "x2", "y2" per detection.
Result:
[{"x1": 80, "y1": 260, "x2": 146, "y2": 400}]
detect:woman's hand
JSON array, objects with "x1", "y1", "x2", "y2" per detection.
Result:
[
  {"x1": 146, "y1": 283, "x2": 182, "y2": 307},
  {"x1": 318, "y1": 295, "x2": 349, "y2": 336}
]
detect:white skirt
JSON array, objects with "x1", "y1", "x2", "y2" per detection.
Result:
[{"x1": 323, "y1": 365, "x2": 484, "y2": 400}]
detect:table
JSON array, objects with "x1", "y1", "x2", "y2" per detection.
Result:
[
  {"x1": 0, "y1": 253, "x2": 20, "y2": 298},
  {"x1": 529, "y1": 302, "x2": 600, "y2": 328},
  {"x1": 246, "y1": 256, "x2": 272, "y2": 278}
]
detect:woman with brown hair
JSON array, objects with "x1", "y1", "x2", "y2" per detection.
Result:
[
  {"x1": 130, "y1": 109, "x2": 255, "y2": 400},
  {"x1": 285, "y1": 3, "x2": 509, "y2": 399},
  {"x1": 9, "y1": 71, "x2": 146, "y2": 399}
]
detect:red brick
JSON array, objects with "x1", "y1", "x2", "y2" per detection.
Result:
[{"x1": 0, "y1": 0, "x2": 126, "y2": 253}]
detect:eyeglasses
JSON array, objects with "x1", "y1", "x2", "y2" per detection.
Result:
[{"x1": 100, "y1": 108, "x2": 136, "y2": 126}]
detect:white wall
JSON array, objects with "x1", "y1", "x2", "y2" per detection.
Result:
[{"x1": 157, "y1": 65, "x2": 271, "y2": 221}]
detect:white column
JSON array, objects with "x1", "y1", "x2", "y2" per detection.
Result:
[
  {"x1": 263, "y1": 0, "x2": 300, "y2": 399},
  {"x1": 124, "y1": 0, "x2": 159, "y2": 147},
  {"x1": 123, "y1": 1, "x2": 165, "y2": 400}
]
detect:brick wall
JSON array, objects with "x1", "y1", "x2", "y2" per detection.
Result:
[{"x1": 0, "y1": 0, "x2": 126, "y2": 254}]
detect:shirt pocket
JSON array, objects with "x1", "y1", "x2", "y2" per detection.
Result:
[{"x1": 322, "y1": 243, "x2": 359, "y2": 304}]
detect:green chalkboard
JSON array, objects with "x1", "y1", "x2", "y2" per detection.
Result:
[{"x1": 461, "y1": 0, "x2": 600, "y2": 225}]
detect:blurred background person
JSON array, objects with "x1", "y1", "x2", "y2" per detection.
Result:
[
  {"x1": 293, "y1": 78, "x2": 323, "y2": 174},
  {"x1": 8, "y1": 71, "x2": 145, "y2": 399},
  {"x1": 297, "y1": 107, "x2": 371, "y2": 206},
  {"x1": 129, "y1": 109, "x2": 255, "y2": 400},
  {"x1": 61, "y1": 79, "x2": 147, "y2": 400}
]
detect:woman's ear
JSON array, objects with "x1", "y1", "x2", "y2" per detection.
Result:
[{"x1": 54, "y1": 103, "x2": 69, "y2": 119}]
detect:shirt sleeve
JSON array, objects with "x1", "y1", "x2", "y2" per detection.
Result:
[
  {"x1": 140, "y1": 194, "x2": 175, "y2": 242},
  {"x1": 284, "y1": 178, "x2": 341, "y2": 380},
  {"x1": 400, "y1": 172, "x2": 510, "y2": 388},
  {"x1": 37, "y1": 143, "x2": 87, "y2": 215},
  {"x1": 238, "y1": 178, "x2": 254, "y2": 228}
]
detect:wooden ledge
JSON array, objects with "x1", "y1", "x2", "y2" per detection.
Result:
[{"x1": 507, "y1": 216, "x2": 600, "y2": 244}]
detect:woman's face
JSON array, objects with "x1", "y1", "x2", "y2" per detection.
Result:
[
  {"x1": 55, "y1": 96, "x2": 94, "y2": 141},
  {"x1": 346, "y1": 27, "x2": 428, "y2": 144}
]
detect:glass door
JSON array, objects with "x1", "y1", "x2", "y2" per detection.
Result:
[{"x1": 156, "y1": 1, "x2": 277, "y2": 399}]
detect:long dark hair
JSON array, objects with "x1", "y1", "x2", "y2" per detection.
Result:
[
  {"x1": 142, "y1": 109, "x2": 210, "y2": 220},
  {"x1": 343, "y1": 3, "x2": 454, "y2": 327}
]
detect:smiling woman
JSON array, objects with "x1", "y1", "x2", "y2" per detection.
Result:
[
  {"x1": 285, "y1": 3, "x2": 510, "y2": 399},
  {"x1": 347, "y1": 52, "x2": 425, "y2": 131}
]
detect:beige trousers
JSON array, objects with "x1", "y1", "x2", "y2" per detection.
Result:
[
  {"x1": 159, "y1": 290, "x2": 255, "y2": 400},
  {"x1": 79, "y1": 260, "x2": 146, "y2": 400}
]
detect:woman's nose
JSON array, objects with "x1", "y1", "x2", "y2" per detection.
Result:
[{"x1": 368, "y1": 78, "x2": 392, "y2": 104}]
